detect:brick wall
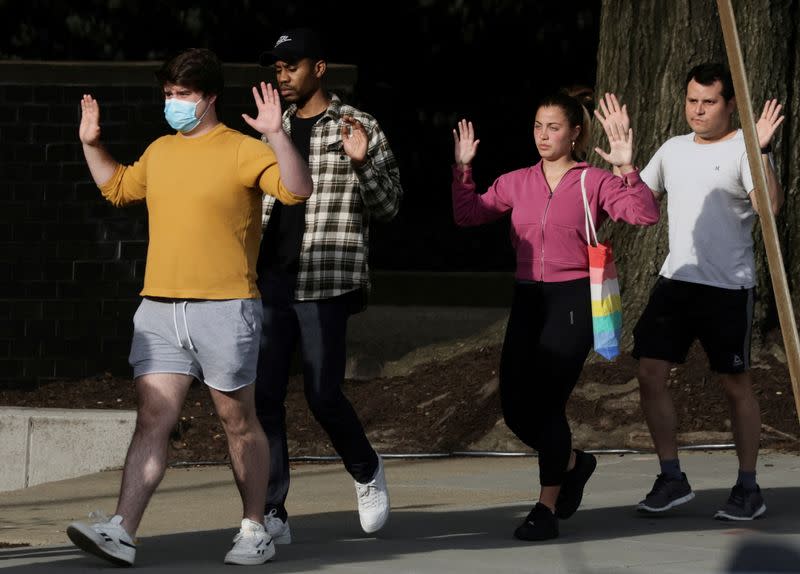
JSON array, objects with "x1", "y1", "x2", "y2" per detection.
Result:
[{"x1": 0, "y1": 61, "x2": 356, "y2": 390}]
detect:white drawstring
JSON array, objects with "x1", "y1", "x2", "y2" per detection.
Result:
[
  {"x1": 181, "y1": 301, "x2": 197, "y2": 351},
  {"x1": 171, "y1": 301, "x2": 197, "y2": 351},
  {"x1": 172, "y1": 302, "x2": 184, "y2": 349}
]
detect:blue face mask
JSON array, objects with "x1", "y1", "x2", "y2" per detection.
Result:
[{"x1": 164, "y1": 97, "x2": 208, "y2": 133}]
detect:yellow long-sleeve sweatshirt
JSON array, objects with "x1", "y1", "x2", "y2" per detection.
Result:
[{"x1": 100, "y1": 123, "x2": 306, "y2": 299}]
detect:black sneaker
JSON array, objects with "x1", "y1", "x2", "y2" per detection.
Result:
[
  {"x1": 513, "y1": 502, "x2": 559, "y2": 541},
  {"x1": 637, "y1": 472, "x2": 695, "y2": 513},
  {"x1": 714, "y1": 484, "x2": 766, "y2": 521},
  {"x1": 556, "y1": 450, "x2": 597, "y2": 519}
]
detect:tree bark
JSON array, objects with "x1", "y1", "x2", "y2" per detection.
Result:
[{"x1": 593, "y1": 0, "x2": 798, "y2": 350}]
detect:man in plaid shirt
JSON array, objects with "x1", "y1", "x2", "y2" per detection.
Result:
[{"x1": 254, "y1": 27, "x2": 402, "y2": 543}]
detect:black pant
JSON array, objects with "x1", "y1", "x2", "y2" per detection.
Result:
[
  {"x1": 254, "y1": 270, "x2": 378, "y2": 510},
  {"x1": 499, "y1": 278, "x2": 593, "y2": 486}
]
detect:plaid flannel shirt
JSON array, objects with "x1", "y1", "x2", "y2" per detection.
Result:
[{"x1": 261, "y1": 94, "x2": 403, "y2": 301}]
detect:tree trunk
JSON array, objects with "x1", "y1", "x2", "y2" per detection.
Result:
[{"x1": 593, "y1": 0, "x2": 799, "y2": 350}]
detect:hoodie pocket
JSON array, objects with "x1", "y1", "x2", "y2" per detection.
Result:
[{"x1": 544, "y1": 223, "x2": 587, "y2": 266}]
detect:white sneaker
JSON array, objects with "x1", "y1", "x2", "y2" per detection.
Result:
[
  {"x1": 224, "y1": 518, "x2": 275, "y2": 565},
  {"x1": 355, "y1": 455, "x2": 390, "y2": 533},
  {"x1": 264, "y1": 508, "x2": 292, "y2": 545},
  {"x1": 66, "y1": 513, "x2": 136, "y2": 567}
]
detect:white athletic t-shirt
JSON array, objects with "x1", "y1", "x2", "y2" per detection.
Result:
[{"x1": 641, "y1": 130, "x2": 756, "y2": 289}]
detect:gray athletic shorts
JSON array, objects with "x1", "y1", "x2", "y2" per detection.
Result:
[{"x1": 128, "y1": 297, "x2": 263, "y2": 392}]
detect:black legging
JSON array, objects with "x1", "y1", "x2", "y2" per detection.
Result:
[{"x1": 500, "y1": 278, "x2": 593, "y2": 486}]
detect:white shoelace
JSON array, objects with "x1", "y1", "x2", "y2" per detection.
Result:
[
  {"x1": 356, "y1": 481, "x2": 382, "y2": 508},
  {"x1": 265, "y1": 509, "x2": 283, "y2": 526}
]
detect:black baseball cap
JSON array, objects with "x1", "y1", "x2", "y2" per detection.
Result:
[{"x1": 259, "y1": 27, "x2": 325, "y2": 66}]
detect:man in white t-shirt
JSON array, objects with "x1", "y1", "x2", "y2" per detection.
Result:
[{"x1": 632, "y1": 62, "x2": 784, "y2": 520}]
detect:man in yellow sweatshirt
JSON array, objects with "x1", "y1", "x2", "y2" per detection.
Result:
[{"x1": 65, "y1": 48, "x2": 313, "y2": 567}]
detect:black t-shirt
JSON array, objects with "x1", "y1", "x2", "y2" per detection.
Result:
[{"x1": 257, "y1": 111, "x2": 324, "y2": 275}]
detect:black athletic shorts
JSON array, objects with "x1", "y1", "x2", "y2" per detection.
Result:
[{"x1": 631, "y1": 277, "x2": 754, "y2": 374}]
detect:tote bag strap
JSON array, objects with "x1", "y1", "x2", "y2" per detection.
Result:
[{"x1": 580, "y1": 169, "x2": 599, "y2": 248}]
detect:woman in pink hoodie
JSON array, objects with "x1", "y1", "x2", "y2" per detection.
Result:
[{"x1": 452, "y1": 92, "x2": 659, "y2": 541}]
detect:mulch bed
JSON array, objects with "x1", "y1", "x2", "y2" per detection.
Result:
[{"x1": 2, "y1": 335, "x2": 798, "y2": 464}]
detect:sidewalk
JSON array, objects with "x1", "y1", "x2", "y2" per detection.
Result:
[{"x1": 1, "y1": 450, "x2": 799, "y2": 573}]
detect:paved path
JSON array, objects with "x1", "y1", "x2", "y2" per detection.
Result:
[{"x1": 1, "y1": 450, "x2": 799, "y2": 573}]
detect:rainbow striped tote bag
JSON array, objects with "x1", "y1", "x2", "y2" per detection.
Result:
[{"x1": 580, "y1": 170, "x2": 622, "y2": 360}]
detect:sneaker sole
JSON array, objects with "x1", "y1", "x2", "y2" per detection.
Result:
[
  {"x1": 66, "y1": 524, "x2": 134, "y2": 567},
  {"x1": 270, "y1": 530, "x2": 292, "y2": 545},
  {"x1": 713, "y1": 503, "x2": 767, "y2": 521},
  {"x1": 637, "y1": 491, "x2": 696, "y2": 513},
  {"x1": 224, "y1": 543, "x2": 276, "y2": 565},
  {"x1": 513, "y1": 523, "x2": 560, "y2": 542},
  {"x1": 272, "y1": 534, "x2": 292, "y2": 545}
]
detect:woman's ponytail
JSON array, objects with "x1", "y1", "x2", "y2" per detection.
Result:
[{"x1": 564, "y1": 86, "x2": 593, "y2": 162}]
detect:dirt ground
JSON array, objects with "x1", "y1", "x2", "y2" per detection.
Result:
[{"x1": 2, "y1": 331, "x2": 799, "y2": 464}]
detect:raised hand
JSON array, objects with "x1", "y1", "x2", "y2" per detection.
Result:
[
  {"x1": 242, "y1": 82, "x2": 283, "y2": 138},
  {"x1": 756, "y1": 98, "x2": 784, "y2": 149},
  {"x1": 79, "y1": 95, "x2": 102, "y2": 146},
  {"x1": 452, "y1": 119, "x2": 479, "y2": 167},
  {"x1": 593, "y1": 92, "x2": 633, "y2": 168},
  {"x1": 341, "y1": 115, "x2": 368, "y2": 165},
  {"x1": 593, "y1": 92, "x2": 629, "y2": 135}
]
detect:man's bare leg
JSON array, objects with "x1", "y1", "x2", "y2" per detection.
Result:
[
  {"x1": 637, "y1": 357, "x2": 679, "y2": 460},
  {"x1": 718, "y1": 371, "x2": 760, "y2": 472},
  {"x1": 209, "y1": 383, "x2": 269, "y2": 523},
  {"x1": 115, "y1": 373, "x2": 194, "y2": 536}
]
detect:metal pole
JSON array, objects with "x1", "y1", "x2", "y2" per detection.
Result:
[{"x1": 716, "y1": 0, "x2": 800, "y2": 424}]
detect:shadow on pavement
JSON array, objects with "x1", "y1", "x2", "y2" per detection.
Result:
[{"x1": 2, "y1": 486, "x2": 798, "y2": 573}]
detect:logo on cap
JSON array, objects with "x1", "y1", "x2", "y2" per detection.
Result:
[{"x1": 274, "y1": 35, "x2": 291, "y2": 47}]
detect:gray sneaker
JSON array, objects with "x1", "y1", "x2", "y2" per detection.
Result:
[
  {"x1": 714, "y1": 484, "x2": 766, "y2": 521},
  {"x1": 637, "y1": 473, "x2": 695, "y2": 513}
]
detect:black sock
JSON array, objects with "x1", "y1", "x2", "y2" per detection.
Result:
[
  {"x1": 660, "y1": 458, "x2": 682, "y2": 481},
  {"x1": 736, "y1": 470, "x2": 757, "y2": 491}
]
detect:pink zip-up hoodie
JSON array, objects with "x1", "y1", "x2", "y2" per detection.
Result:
[{"x1": 452, "y1": 161, "x2": 660, "y2": 282}]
